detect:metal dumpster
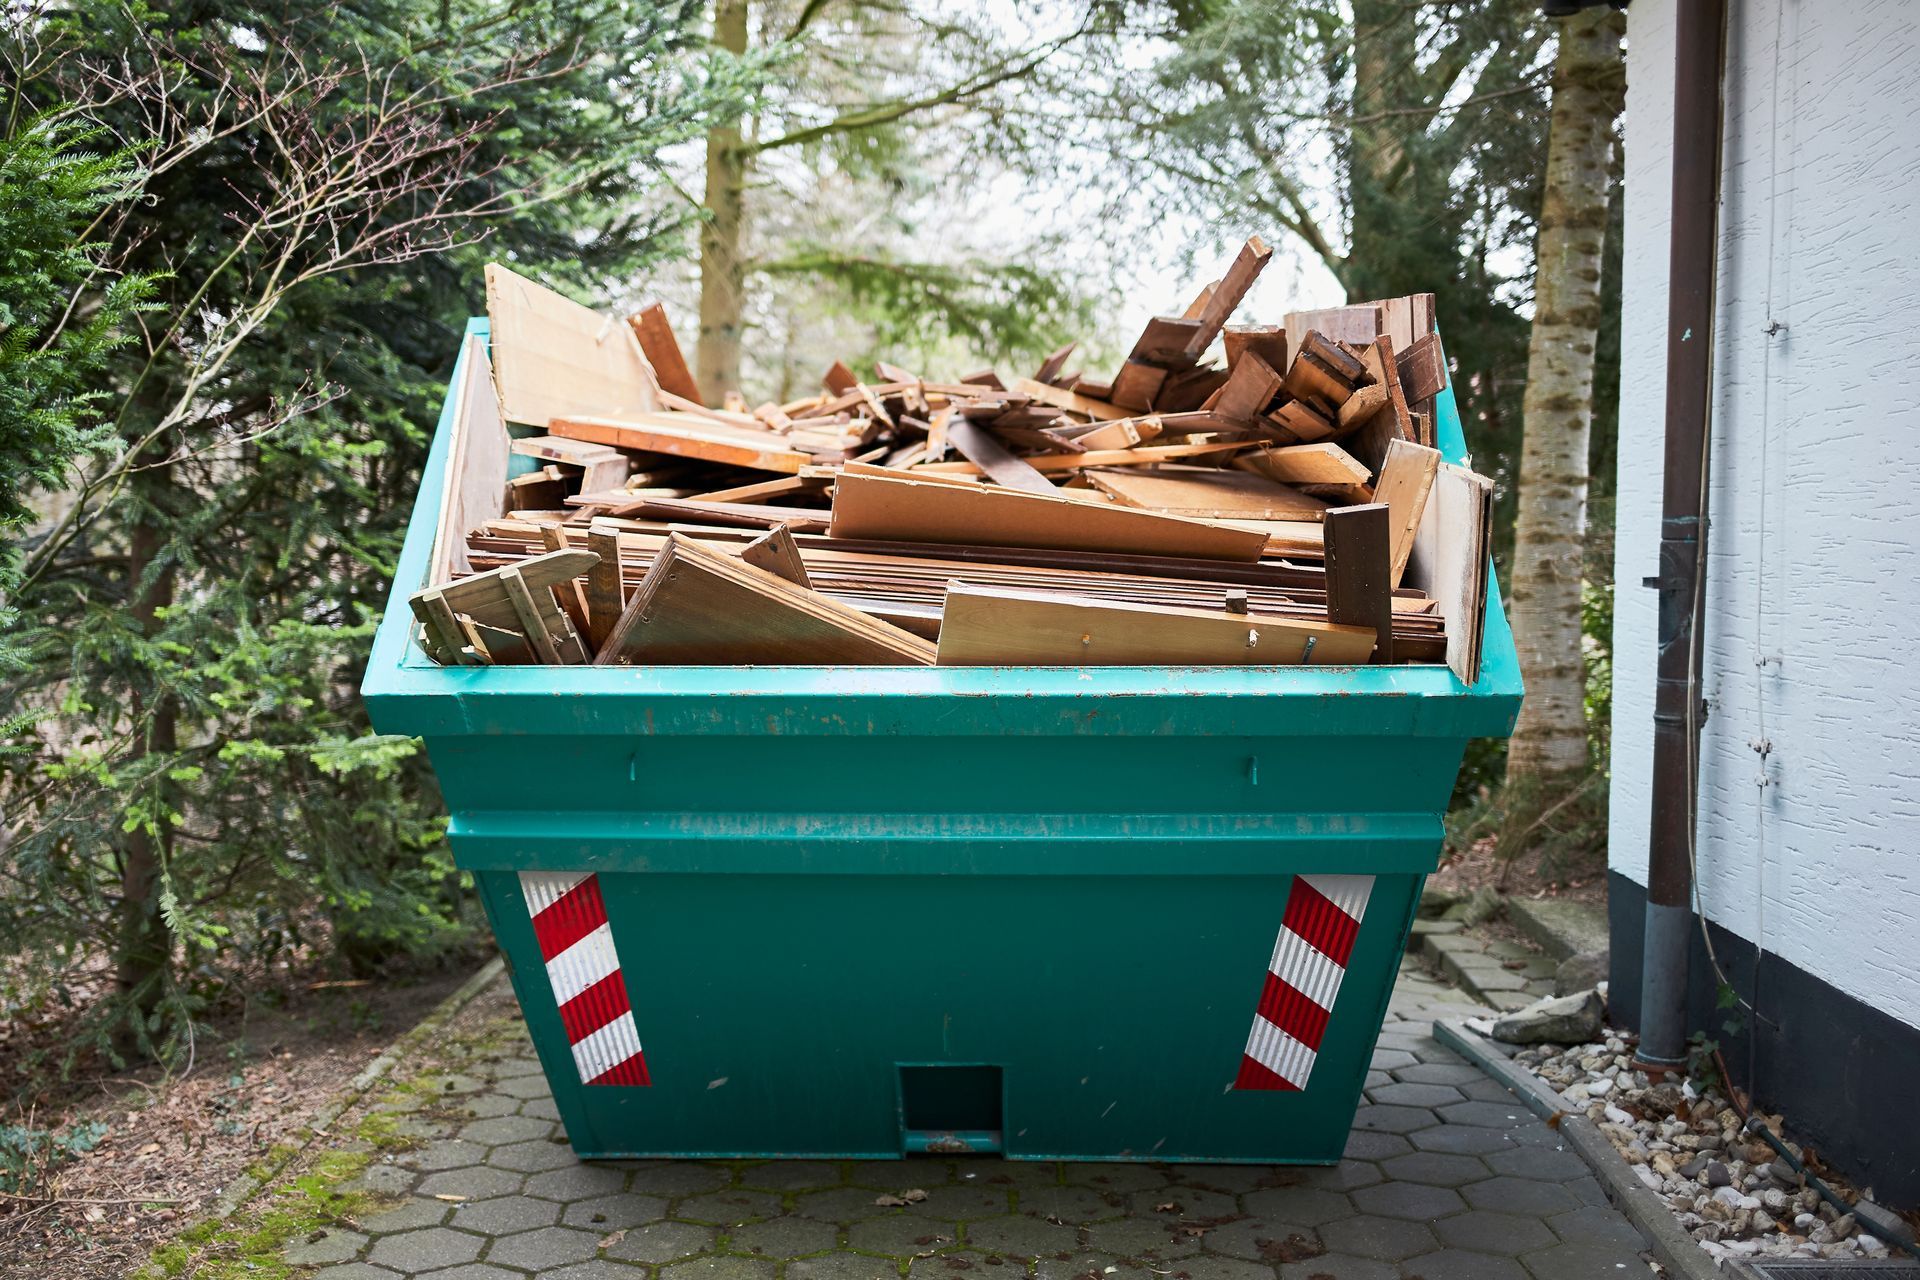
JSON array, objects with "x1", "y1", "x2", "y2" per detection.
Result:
[{"x1": 363, "y1": 319, "x2": 1523, "y2": 1163}]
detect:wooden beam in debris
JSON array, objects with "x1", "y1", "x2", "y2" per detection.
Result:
[{"x1": 627, "y1": 302, "x2": 704, "y2": 407}]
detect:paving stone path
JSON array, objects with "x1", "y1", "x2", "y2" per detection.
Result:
[{"x1": 272, "y1": 956, "x2": 1651, "y2": 1280}]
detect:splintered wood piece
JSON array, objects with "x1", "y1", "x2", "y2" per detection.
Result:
[
  {"x1": 909, "y1": 439, "x2": 1251, "y2": 477},
  {"x1": 596, "y1": 533, "x2": 933, "y2": 666},
  {"x1": 740, "y1": 524, "x2": 812, "y2": 587},
  {"x1": 484, "y1": 264, "x2": 660, "y2": 427},
  {"x1": 935, "y1": 585, "x2": 1374, "y2": 667},
  {"x1": 1182, "y1": 281, "x2": 1219, "y2": 320},
  {"x1": 957, "y1": 368, "x2": 1005, "y2": 390},
  {"x1": 615, "y1": 497, "x2": 830, "y2": 532},
  {"x1": 1011, "y1": 377, "x2": 1131, "y2": 421},
  {"x1": 1324, "y1": 503, "x2": 1393, "y2": 664},
  {"x1": 550, "y1": 413, "x2": 812, "y2": 474},
  {"x1": 586, "y1": 527, "x2": 626, "y2": 650},
  {"x1": 1374, "y1": 439, "x2": 1443, "y2": 588},
  {"x1": 1404, "y1": 462, "x2": 1494, "y2": 684},
  {"x1": 1213, "y1": 352, "x2": 1284, "y2": 423},
  {"x1": 830, "y1": 472, "x2": 1268, "y2": 562},
  {"x1": 1183, "y1": 236, "x2": 1272, "y2": 360},
  {"x1": 1237, "y1": 442, "x2": 1371, "y2": 488},
  {"x1": 1283, "y1": 303, "x2": 1384, "y2": 355},
  {"x1": 823, "y1": 361, "x2": 857, "y2": 395},
  {"x1": 1034, "y1": 341, "x2": 1078, "y2": 385},
  {"x1": 1071, "y1": 416, "x2": 1163, "y2": 452},
  {"x1": 943, "y1": 416, "x2": 1058, "y2": 495},
  {"x1": 628, "y1": 302, "x2": 703, "y2": 406},
  {"x1": 1110, "y1": 360, "x2": 1168, "y2": 411},
  {"x1": 1083, "y1": 466, "x2": 1329, "y2": 523}
]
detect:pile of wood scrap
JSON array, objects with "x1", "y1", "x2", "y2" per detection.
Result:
[{"x1": 409, "y1": 249, "x2": 1493, "y2": 678}]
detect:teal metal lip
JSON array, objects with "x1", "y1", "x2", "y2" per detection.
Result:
[{"x1": 363, "y1": 319, "x2": 1521, "y2": 735}]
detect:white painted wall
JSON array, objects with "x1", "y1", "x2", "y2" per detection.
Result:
[{"x1": 1610, "y1": 0, "x2": 1920, "y2": 1029}]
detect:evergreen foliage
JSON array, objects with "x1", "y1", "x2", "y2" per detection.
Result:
[{"x1": 0, "y1": 0, "x2": 757, "y2": 1067}]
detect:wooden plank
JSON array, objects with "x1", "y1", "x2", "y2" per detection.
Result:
[
  {"x1": 943, "y1": 416, "x2": 1057, "y2": 495},
  {"x1": 830, "y1": 472, "x2": 1269, "y2": 562},
  {"x1": 1183, "y1": 236, "x2": 1272, "y2": 360},
  {"x1": 550, "y1": 413, "x2": 811, "y2": 474},
  {"x1": 1237, "y1": 442, "x2": 1371, "y2": 488},
  {"x1": 1071, "y1": 416, "x2": 1163, "y2": 452},
  {"x1": 464, "y1": 618, "x2": 538, "y2": 665},
  {"x1": 685, "y1": 474, "x2": 827, "y2": 504},
  {"x1": 1373, "y1": 439, "x2": 1442, "y2": 588},
  {"x1": 627, "y1": 302, "x2": 703, "y2": 406},
  {"x1": 1404, "y1": 462, "x2": 1493, "y2": 684},
  {"x1": 617, "y1": 497, "x2": 830, "y2": 532},
  {"x1": 596, "y1": 533, "x2": 933, "y2": 666},
  {"x1": 1323, "y1": 503, "x2": 1393, "y2": 664},
  {"x1": 1181, "y1": 281, "x2": 1218, "y2": 320},
  {"x1": 935, "y1": 585, "x2": 1374, "y2": 667},
  {"x1": 740, "y1": 524, "x2": 812, "y2": 586},
  {"x1": 1224, "y1": 325, "x2": 1287, "y2": 374},
  {"x1": 1282, "y1": 303, "x2": 1383, "y2": 356},
  {"x1": 585, "y1": 527, "x2": 626, "y2": 651},
  {"x1": 823, "y1": 361, "x2": 857, "y2": 395},
  {"x1": 1281, "y1": 349, "x2": 1356, "y2": 407},
  {"x1": 506, "y1": 466, "x2": 568, "y2": 512},
  {"x1": 1346, "y1": 338, "x2": 1416, "y2": 474},
  {"x1": 1212, "y1": 352, "x2": 1284, "y2": 422},
  {"x1": 1109, "y1": 360, "x2": 1168, "y2": 411},
  {"x1": 484, "y1": 263, "x2": 659, "y2": 427},
  {"x1": 428, "y1": 336, "x2": 511, "y2": 585},
  {"x1": 909, "y1": 439, "x2": 1250, "y2": 477},
  {"x1": 1396, "y1": 332, "x2": 1448, "y2": 402},
  {"x1": 1128, "y1": 316, "x2": 1203, "y2": 366},
  {"x1": 511, "y1": 434, "x2": 630, "y2": 492},
  {"x1": 1034, "y1": 341, "x2": 1077, "y2": 385},
  {"x1": 422, "y1": 549, "x2": 598, "y2": 643},
  {"x1": 412, "y1": 589, "x2": 481, "y2": 665},
  {"x1": 1011, "y1": 377, "x2": 1131, "y2": 421},
  {"x1": 1269, "y1": 399, "x2": 1337, "y2": 443},
  {"x1": 1083, "y1": 466, "x2": 1329, "y2": 522}
]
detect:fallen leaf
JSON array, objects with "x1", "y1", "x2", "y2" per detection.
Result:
[
  {"x1": 1154, "y1": 1201, "x2": 1181, "y2": 1213},
  {"x1": 875, "y1": 1194, "x2": 909, "y2": 1208},
  {"x1": 599, "y1": 1228, "x2": 628, "y2": 1249},
  {"x1": 903, "y1": 1188, "x2": 929, "y2": 1202}
]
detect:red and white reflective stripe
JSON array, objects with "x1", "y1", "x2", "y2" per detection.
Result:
[
  {"x1": 1234, "y1": 873, "x2": 1375, "y2": 1092},
  {"x1": 518, "y1": 872, "x2": 650, "y2": 1087}
]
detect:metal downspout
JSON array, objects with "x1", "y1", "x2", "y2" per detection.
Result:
[{"x1": 1636, "y1": 0, "x2": 1728, "y2": 1071}]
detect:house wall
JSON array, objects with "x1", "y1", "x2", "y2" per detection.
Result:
[{"x1": 1609, "y1": 0, "x2": 1920, "y2": 1204}]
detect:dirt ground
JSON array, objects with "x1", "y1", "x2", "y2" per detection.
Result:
[
  {"x1": 1429, "y1": 831, "x2": 1609, "y2": 913},
  {"x1": 0, "y1": 959, "x2": 479, "y2": 1280}
]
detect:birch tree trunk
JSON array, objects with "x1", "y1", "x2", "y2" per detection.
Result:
[
  {"x1": 1507, "y1": 8, "x2": 1626, "y2": 783},
  {"x1": 695, "y1": 0, "x2": 750, "y2": 402}
]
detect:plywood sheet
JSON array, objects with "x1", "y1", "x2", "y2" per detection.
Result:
[
  {"x1": 1085, "y1": 466, "x2": 1329, "y2": 523},
  {"x1": 1373, "y1": 439, "x2": 1442, "y2": 587},
  {"x1": 484, "y1": 263, "x2": 659, "y2": 426},
  {"x1": 428, "y1": 336, "x2": 510, "y2": 584},
  {"x1": 1404, "y1": 463, "x2": 1493, "y2": 685},
  {"x1": 550, "y1": 413, "x2": 812, "y2": 473},
  {"x1": 829, "y1": 472, "x2": 1268, "y2": 562},
  {"x1": 935, "y1": 586, "x2": 1375, "y2": 667}
]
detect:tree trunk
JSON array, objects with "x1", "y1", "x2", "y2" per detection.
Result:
[
  {"x1": 695, "y1": 0, "x2": 750, "y2": 402},
  {"x1": 1506, "y1": 9, "x2": 1626, "y2": 783},
  {"x1": 115, "y1": 472, "x2": 176, "y2": 1058},
  {"x1": 1343, "y1": 0, "x2": 1419, "y2": 301}
]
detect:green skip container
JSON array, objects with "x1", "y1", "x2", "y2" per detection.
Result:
[{"x1": 364, "y1": 319, "x2": 1523, "y2": 1163}]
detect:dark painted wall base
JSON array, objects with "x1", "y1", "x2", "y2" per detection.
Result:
[{"x1": 1608, "y1": 870, "x2": 1920, "y2": 1209}]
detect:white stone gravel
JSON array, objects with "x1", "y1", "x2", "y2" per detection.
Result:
[{"x1": 1510, "y1": 1034, "x2": 1896, "y2": 1267}]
